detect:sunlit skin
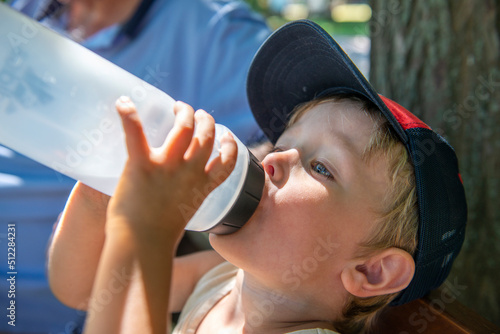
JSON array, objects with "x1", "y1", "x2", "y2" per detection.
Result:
[
  {"x1": 206, "y1": 100, "x2": 394, "y2": 332},
  {"x1": 49, "y1": 98, "x2": 414, "y2": 333}
]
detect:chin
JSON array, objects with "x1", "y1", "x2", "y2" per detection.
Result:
[
  {"x1": 208, "y1": 232, "x2": 243, "y2": 269},
  {"x1": 208, "y1": 215, "x2": 251, "y2": 250},
  {"x1": 208, "y1": 191, "x2": 274, "y2": 266},
  {"x1": 208, "y1": 212, "x2": 261, "y2": 267}
]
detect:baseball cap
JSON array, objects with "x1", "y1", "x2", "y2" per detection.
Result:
[{"x1": 246, "y1": 19, "x2": 467, "y2": 306}]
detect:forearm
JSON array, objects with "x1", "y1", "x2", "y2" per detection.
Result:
[
  {"x1": 127, "y1": 229, "x2": 177, "y2": 334},
  {"x1": 84, "y1": 221, "x2": 177, "y2": 334},
  {"x1": 84, "y1": 227, "x2": 135, "y2": 334},
  {"x1": 47, "y1": 182, "x2": 109, "y2": 309}
]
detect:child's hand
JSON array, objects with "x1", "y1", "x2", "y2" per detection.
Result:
[{"x1": 107, "y1": 97, "x2": 237, "y2": 245}]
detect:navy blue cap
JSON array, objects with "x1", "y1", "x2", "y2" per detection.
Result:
[{"x1": 247, "y1": 19, "x2": 467, "y2": 306}]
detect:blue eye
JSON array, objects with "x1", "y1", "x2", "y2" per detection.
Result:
[{"x1": 312, "y1": 162, "x2": 333, "y2": 180}]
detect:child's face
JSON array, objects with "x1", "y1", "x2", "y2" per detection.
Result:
[{"x1": 211, "y1": 99, "x2": 391, "y2": 295}]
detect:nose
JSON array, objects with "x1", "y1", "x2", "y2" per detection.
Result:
[{"x1": 261, "y1": 149, "x2": 299, "y2": 188}]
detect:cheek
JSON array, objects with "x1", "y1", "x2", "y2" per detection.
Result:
[
  {"x1": 272, "y1": 186, "x2": 331, "y2": 225},
  {"x1": 209, "y1": 183, "x2": 337, "y2": 266},
  {"x1": 261, "y1": 191, "x2": 338, "y2": 258},
  {"x1": 270, "y1": 190, "x2": 363, "y2": 256}
]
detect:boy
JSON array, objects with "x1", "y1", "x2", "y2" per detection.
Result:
[{"x1": 48, "y1": 20, "x2": 467, "y2": 333}]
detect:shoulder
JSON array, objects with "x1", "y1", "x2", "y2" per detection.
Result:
[
  {"x1": 180, "y1": 0, "x2": 259, "y2": 17},
  {"x1": 165, "y1": 0, "x2": 269, "y2": 31}
]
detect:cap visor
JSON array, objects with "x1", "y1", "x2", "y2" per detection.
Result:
[{"x1": 247, "y1": 20, "x2": 406, "y2": 143}]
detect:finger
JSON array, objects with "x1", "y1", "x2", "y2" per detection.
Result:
[
  {"x1": 206, "y1": 132, "x2": 238, "y2": 184},
  {"x1": 184, "y1": 109, "x2": 215, "y2": 165},
  {"x1": 116, "y1": 96, "x2": 150, "y2": 162},
  {"x1": 162, "y1": 101, "x2": 195, "y2": 163}
]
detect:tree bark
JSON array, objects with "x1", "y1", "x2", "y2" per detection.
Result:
[{"x1": 369, "y1": 0, "x2": 500, "y2": 326}]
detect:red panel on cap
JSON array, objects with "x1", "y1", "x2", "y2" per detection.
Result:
[{"x1": 380, "y1": 95, "x2": 431, "y2": 130}]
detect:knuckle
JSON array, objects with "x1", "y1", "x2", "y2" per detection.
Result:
[
  {"x1": 195, "y1": 109, "x2": 215, "y2": 123},
  {"x1": 175, "y1": 118, "x2": 194, "y2": 133}
]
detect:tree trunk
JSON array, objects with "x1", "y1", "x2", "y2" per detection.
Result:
[{"x1": 369, "y1": 0, "x2": 500, "y2": 326}]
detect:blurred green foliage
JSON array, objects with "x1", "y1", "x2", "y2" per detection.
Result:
[
  {"x1": 0, "y1": 0, "x2": 367, "y2": 35},
  {"x1": 243, "y1": 0, "x2": 368, "y2": 36}
]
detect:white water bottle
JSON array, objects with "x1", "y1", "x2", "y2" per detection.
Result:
[{"x1": 0, "y1": 5, "x2": 264, "y2": 234}]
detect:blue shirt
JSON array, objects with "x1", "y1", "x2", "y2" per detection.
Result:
[{"x1": 0, "y1": 0, "x2": 270, "y2": 332}]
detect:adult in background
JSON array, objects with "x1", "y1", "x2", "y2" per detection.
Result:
[{"x1": 0, "y1": 0, "x2": 270, "y2": 332}]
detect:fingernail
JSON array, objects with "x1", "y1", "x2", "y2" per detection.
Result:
[
  {"x1": 116, "y1": 96, "x2": 135, "y2": 111},
  {"x1": 221, "y1": 132, "x2": 234, "y2": 144},
  {"x1": 118, "y1": 96, "x2": 131, "y2": 103}
]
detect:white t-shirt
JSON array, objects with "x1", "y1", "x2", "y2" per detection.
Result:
[{"x1": 173, "y1": 262, "x2": 339, "y2": 334}]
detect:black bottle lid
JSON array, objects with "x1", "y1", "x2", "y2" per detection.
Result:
[{"x1": 203, "y1": 149, "x2": 264, "y2": 234}]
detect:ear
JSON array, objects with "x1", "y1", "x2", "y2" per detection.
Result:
[{"x1": 340, "y1": 248, "x2": 415, "y2": 298}]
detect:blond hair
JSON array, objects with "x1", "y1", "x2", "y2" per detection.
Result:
[{"x1": 288, "y1": 94, "x2": 418, "y2": 334}]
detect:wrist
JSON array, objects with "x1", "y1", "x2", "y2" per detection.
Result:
[{"x1": 105, "y1": 216, "x2": 182, "y2": 252}]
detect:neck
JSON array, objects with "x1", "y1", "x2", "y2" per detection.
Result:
[
  {"x1": 66, "y1": 0, "x2": 142, "y2": 39},
  {"x1": 219, "y1": 270, "x2": 339, "y2": 333}
]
